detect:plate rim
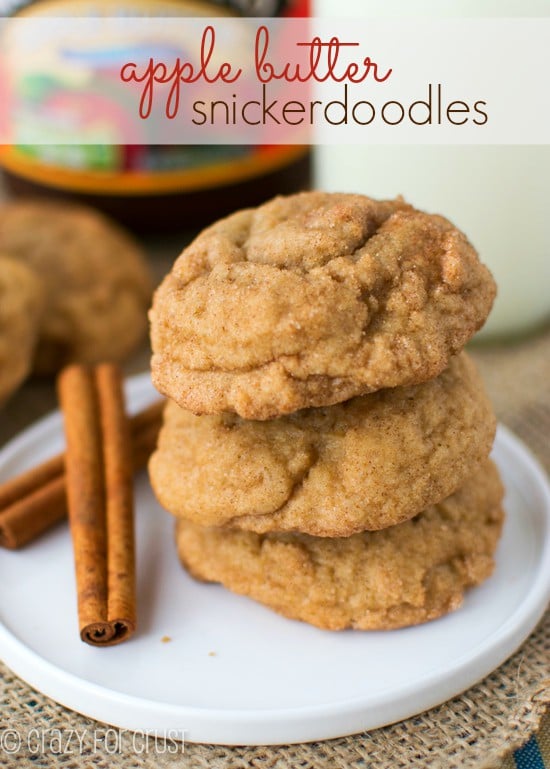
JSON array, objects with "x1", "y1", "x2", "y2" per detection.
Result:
[{"x1": 0, "y1": 375, "x2": 549, "y2": 745}]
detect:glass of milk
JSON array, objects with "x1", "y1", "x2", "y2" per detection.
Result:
[{"x1": 314, "y1": 0, "x2": 550, "y2": 340}]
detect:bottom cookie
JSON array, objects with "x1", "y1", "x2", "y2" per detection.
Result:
[{"x1": 175, "y1": 461, "x2": 504, "y2": 631}]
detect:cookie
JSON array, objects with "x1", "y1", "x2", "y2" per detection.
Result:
[
  {"x1": 0, "y1": 201, "x2": 153, "y2": 374},
  {"x1": 175, "y1": 460, "x2": 504, "y2": 631},
  {"x1": 0, "y1": 256, "x2": 44, "y2": 405},
  {"x1": 150, "y1": 191, "x2": 496, "y2": 419},
  {"x1": 150, "y1": 353, "x2": 496, "y2": 536}
]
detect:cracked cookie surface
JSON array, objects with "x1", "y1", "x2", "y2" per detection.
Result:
[
  {"x1": 175, "y1": 460, "x2": 504, "y2": 630},
  {"x1": 0, "y1": 201, "x2": 153, "y2": 374},
  {"x1": 0, "y1": 256, "x2": 44, "y2": 405},
  {"x1": 151, "y1": 191, "x2": 496, "y2": 419},
  {"x1": 150, "y1": 353, "x2": 496, "y2": 536}
]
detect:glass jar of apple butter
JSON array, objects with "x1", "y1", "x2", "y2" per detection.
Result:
[{"x1": 0, "y1": 0, "x2": 312, "y2": 233}]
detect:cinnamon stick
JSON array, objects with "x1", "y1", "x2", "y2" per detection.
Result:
[
  {"x1": 131, "y1": 423, "x2": 162, "y2": 471},
  {"x1": 58, "y1": 365, "x2": 108, "y2": 645},
  {"x1": 0, "y1": 455, "x2": 62, "y2": 512},
  {"x1": 96, "y1": 364, "x2": 136, "y2": 646},
  {"x1": 57, "y1": 364, "x2": 144, "y2": 646},
  {"x1": 0, "y1": 476, "x2": 65, "y2": 550},
  {"x1": 0, "y1": 399, "x2": 162, "y2": 550},
  {"x1": 128, "y1": 400, "x2": 164, "y2": 436}
]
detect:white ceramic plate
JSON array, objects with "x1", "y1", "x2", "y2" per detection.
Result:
[{"x1": 0, "y1": 373, "x2": 549, "y2": 746}]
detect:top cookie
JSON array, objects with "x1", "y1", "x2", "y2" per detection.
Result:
[
  {"x1": 151, "y1": 191, "x2": 496, "y2": 419},
  {"x1": 0, "y1": 201, "x2": 153, "y2": 374}
]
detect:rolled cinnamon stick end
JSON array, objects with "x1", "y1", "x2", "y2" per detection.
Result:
[
  {"x1": 58, "y1": 365, "x2": 108, "y2": 643},
  {"x1": 80, "y1": 619, "x2": 134, "y2": 646}
]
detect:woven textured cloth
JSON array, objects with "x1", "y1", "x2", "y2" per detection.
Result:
[{"x1": 0, "y1": 322, "x2": 549, "y2": 768}]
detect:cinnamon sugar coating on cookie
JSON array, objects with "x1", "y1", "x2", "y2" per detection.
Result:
[
  {"x1": 150, "y1": 353, "x2": 496, "y2": 536},
  {"x1": 151, "y1": 191, "x2": 496, "y2": 419},
  {"x1": 175, "y1": 461, "x2": 504, "y2": 631}
]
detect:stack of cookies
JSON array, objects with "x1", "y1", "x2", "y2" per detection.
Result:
[{"x1": 149, "y1": 192, "x2": 504, "y2": 631}]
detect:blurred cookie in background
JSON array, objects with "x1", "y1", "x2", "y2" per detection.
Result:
[
  {"x1": 0, "y1": 201, "x2": 154, "y2": 374},
  {"x1": 0, "y1": 255, "x2": 44, "y2": 406}
]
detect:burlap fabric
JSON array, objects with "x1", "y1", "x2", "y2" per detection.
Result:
[{"x1": 1, "y1": 321, "x2": 549, "y2": 768}]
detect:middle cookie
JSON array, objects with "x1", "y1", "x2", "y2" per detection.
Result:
[{"x1": 149, "y1": 353, "x2": 496, "y2": 537}]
